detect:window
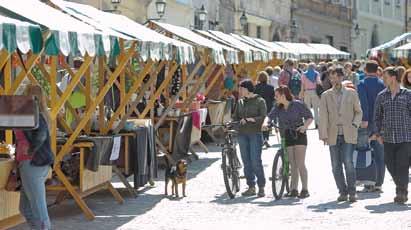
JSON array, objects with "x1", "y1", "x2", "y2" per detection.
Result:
[
  {"x1": 340, "y1": 46, "x2": 348, "y2": 52},
  {"x1": 395, "y1": 0, "x2": 401, "y2": 6},
  {"x1": 384, "y1": 0, "x2": 391, "y2": 5},
  {"x1": 325, "y1": 35, "x2": 334, "y2": 46},
  {"x1": 256, "y1": 26, "x2": 262, "y2": 38}
]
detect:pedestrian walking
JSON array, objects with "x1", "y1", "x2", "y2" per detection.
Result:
[
  {"x1": 319, "y1": 67, "x2": 363, "y2": 203},
  {"x1": 267, "y1": 86, "x2": 313, "y2": 198},
  {"x1": 301, "y1": 62, "x2": 321, "y2": 128},
  {"x1": 402, "y1": 68, "x2": 411, "y2": 90},
  {"x1": 343, "y1": 62, "x2": 359, "y2": 87},
  {"x1": 374, "y1": 67, "x2": 411, "y2": 204},
  {"x1": 265, "y1": 66, "x2": 280, "y2": 89},
  {"x1": 279, "y1": 59, "x2": 302, "y2": 99},
  {"x1": 255, "y1": 71, "x2": 275, "y2": 148},
  {"x1": 356, "y1": 60, "x2": 386, "y2": 192},
  {"x1": 233, "y1": 79, "x2": 267, "y2": 197},
  {"x1": 15, "y1": 85, "x2": 54, "y2": 230}
]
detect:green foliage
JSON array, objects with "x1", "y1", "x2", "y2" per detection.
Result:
[{"x1": 31, "y1": 66, "x2": 50, "y2": 95}]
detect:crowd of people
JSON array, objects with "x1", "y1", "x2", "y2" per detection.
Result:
[{"x1": 233, "y1": 58, "x2": 411, "y2": 204}]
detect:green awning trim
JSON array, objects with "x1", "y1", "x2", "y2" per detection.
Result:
[
  {"x1": 110, "y1": 36, "x2": 120, "y2": 57},
  {"x1": 45, "y1": 31, "x2": 59, "y2": 56},
  {"x1": 3, "y1": 23, "x2": 17, "y2": 53},
  {"x1": 28, "y1": 26, "x2": 42, "y2": 54}
]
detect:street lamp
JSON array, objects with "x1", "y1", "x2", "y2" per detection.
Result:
[
  {"x1": 290, "y1": 19, "x2": 298, "y2": 42},
  {"x1": 198, "y1": 4, "x2": 208, "y2": 29},
  {"x1": 155, "y1": 0, "x2": 167, "y2": 19},
  {"x1": 240, "y1": 11, "x2": 248, "y2": 28}
]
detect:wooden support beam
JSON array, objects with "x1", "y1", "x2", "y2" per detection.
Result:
[
  {"x1": 57, "y1": 42, "x2": 136, "y2": 161},
  {"x1": 204, "y1": 66, "x2": 224, "y2": 96},
  {"x1": 0, "y1": 50, "x2": 10, "y2": 71},
  {"x1": 9, "y1": 53, "x2": 40, "y2": 94},
  {"x1": 112, "y1": 62, "x2": 174, "y2": 134},
  {"x1": 4, "y1": 53, "x2": 12, "y2": 144},
  {"x1": 85, "y1": 57, "x2": 93, "y2": 133},
  {"x1": 153, "y1": 58, "x2": 205, "y2": 130},
  {"x1": 101, "y1": 60, "x2": 157, "y2": 134},
  {"x1": 98, "y1": 57, "x2": 106, "y2": 132},
  {"x1": 49, "y1": 56, "x2": 58, "y2": 155},
  {"x1": 50, "y1": 56, "x2": 93, "y2": 119},
  {"x1": 138, "y1": 63, "x2": 178, "y2": 118}
]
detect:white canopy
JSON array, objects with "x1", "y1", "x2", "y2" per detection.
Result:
[
  {"x1": 208, "y1": 30, "x2": 267, "y2": 63},
  {"x1": 230, "y1": 33, "x2": 273, "y2": 60},
  {"x1": 151, "y1": 21, "x2": 238, "y2": 65},
  {"x1": 368, "y1": 32, "x2": 411, "y2": 57},
  {"x1": 393, "y1": 42, "x2": 411, "y2": 58},
  {"x1": 307, "y1": 43, "x2": 350, "y2": 59},
  {"x1": 0, "y1": 0, "x2": 116, "y2": 56},
  {"x1": 50, "y1": 0, "x2": 194, "y2": 63}
]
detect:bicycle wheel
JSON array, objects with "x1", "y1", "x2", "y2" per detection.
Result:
[
  {"x1": 222, "y1": 149, "x2": 239, "y2": 199},
  {"x1": 272, "y1": 149, "x2": 287, "y2": 200}
]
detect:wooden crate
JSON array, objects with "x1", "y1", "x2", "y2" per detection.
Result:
[
  {"x1": 0, "y1": 159, "x2": 15, "y2": 190},
  {"x1": 0, "y1": 190, "x2": 22, "y2": 228}
]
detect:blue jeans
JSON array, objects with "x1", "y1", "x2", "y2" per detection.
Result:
[
  {"x1": 238, "y1": 133, "x2": 266, "y2": 188},
  {"x1": 329, "y1": 135, "x2": 356, "y2": 196},
  {"x1": 370, "y1": 140, "x2": 385, "y2": 187},
  {"x1": 19, "y1": 161, "x2": 51, "y2": 230}
]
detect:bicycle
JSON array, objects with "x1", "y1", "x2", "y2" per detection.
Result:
[
  {"x1": 204, "y1": 121, "x2": 242, "y2": 199},
  {"x1": 268, "y1": 122, "x2": 302, "y2": 200}
]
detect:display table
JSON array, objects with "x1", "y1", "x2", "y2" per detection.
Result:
[{"x1": 48, "y1": 140, "x2": 123, "y2": 221}]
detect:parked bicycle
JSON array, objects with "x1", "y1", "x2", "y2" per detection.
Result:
[{"x1": 204, "y1": 121, "x2": 242, "y2": 199}]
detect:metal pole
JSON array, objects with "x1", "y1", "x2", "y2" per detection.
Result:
[{"x1": 405, "y1": 0, "x2": 408, "y2": 32}]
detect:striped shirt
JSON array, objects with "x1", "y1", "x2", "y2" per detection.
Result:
[{"x1": 374, "y1": 87, "x2": 411, "y2": 144}]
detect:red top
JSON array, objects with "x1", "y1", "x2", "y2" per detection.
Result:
[{"x1": 14, "y1": 130, "x2": 32, "y2": 162}]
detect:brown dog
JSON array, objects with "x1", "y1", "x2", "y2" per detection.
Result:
[{"x1": 165, "y1": 159, "x2": 187, "y2": 197}]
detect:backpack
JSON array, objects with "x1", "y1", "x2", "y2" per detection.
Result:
[{"x1": 286, "y1": 70, "x2": 302, "y2": 97}]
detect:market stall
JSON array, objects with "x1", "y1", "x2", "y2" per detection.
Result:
[
  {"x1": 368, "y1": 32, "x2": 411, "y2": 67},
  {"x1": 146, "y1": 21, "x2": 241, "y2": 157},
  {"x1": 0, "y1": 14, "x2": 45, "y2": 229},
  {"x1": 0, "y1": 0, "x2": 196, "y2": 224}
]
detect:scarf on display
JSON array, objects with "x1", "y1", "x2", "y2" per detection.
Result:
[{"x1": 304, "y1": 68, "x2": 317, "y2": 83}]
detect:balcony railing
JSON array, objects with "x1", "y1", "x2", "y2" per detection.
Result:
[{"x1": 295, "y1": 0, "x2": 352, "y2": 21}]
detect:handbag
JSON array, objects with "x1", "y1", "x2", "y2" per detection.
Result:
[
  {"x1": 315, "y1": 84, "x2": 324, "y2": 97},
  {"x1": 0, "y1": 95, "x2": 39, "y2": 130},
  {"x1": 5, "y1": 168, "x2": 21, "y2": 192}
]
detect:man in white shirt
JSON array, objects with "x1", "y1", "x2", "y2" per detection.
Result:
[{"x1": 265, "y1": 66, "x2": 280, "y2": 89}]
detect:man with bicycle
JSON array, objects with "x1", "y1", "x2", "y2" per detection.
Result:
[{"x1": 319, "y1": 67, "x2": 363, "y2": 203}]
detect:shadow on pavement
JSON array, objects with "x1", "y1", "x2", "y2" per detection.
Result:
[
  {"x1": 356, "y1": 192, "x2": 382, "y2": 200},
  {"x1": 210, "y1": 194, "x2": 301, "y2": 206},
  {"x1": 307, "y1": 200, "x2": 352, "y2": 212},
  {"x1": 365, "y1": 202, "x2": 411, "y2": 214},
  {"x1": 13, "y1": 156, "x2": 220, "y2": 230}
]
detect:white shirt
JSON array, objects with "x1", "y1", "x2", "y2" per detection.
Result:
[{"x1": 269, "y1": 74, "x2": 279, "y2": 89}]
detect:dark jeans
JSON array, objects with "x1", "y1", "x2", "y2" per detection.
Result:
[
  {"x1": 238, "y1": 133, "x2": 266, "y2": 188},
  {"x1": 370, "y1": 140, "x2": 385, "y2": 187},
  {"x1": 262, "y1": 131, "x2": 269, "y2": 142},
  {"x1": 329, "y1": 135, "x2": 356, "y2": 196},
  {"x1": 384, "y1": 142, "x2": 411, "y2": 195}
]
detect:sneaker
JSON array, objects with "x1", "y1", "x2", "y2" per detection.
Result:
[
  {"x1": 337, "y1": 194, "x2": 348, "y2": 202},
  {"x1": 285, "y1": 189, "x2": 299, "y2": 198},
  {"x1": 257, "y1": 187, "x2": 265, "y2": 197},
  {"x1": 349, "y1": 194, "x2": 357, "y2": 203},
  {"x1": 298, "y1": 190, "x2": 310, "y2": 199},
  {"x1": 374, "y1": 186, "x2": 383, "y2": 193},
  {"x1": 241, "y1": 187, "x2": 256, "y2": 196}
]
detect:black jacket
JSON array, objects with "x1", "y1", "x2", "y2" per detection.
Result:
[
  {"x1": 254, "y1": 83, "x2": 275, "y2": 112},
  {"x1": 23, "y1": 114, "x2": 54, "y2": 166}
]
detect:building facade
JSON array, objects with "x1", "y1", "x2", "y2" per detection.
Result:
[
  {"x1": 69, "y1": 0, "x2": 292, "y2": 42},
  {"x1": 292, "y1": 0, "x2": 353, "y2": 54},
  {"x1": 353, "y1": 0, "x2": 405, "y2": 59}
]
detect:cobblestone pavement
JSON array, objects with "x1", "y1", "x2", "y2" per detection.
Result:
[{"x1": 13, "y1": 130, "x2": 411, "y2": 230}]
